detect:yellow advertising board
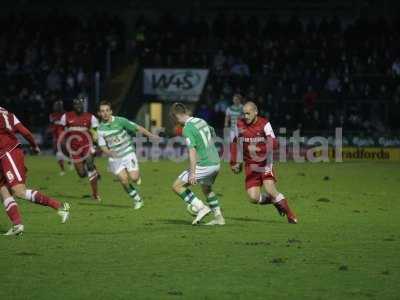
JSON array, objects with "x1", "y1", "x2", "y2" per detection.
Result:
[{"x1": 328, "y1": 147, "x2": 400, "y2": 161}]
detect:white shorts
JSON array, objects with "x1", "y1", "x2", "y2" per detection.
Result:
[
  {"x1": 178, "y1": 164, "x2": 220, "y2": 186},
  {"x1": 108, "y1": 152, "x2": 139, "y2": 175}
]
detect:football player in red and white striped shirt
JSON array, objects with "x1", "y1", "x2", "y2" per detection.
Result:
[
  {"x1": 230, "y1": 101, "x2": 297, "y2": 224},
  {"x1": 0, "y1": 106, "x2": 70, "y2": 235}
]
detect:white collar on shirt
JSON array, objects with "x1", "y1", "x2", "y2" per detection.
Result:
[{"x1": 185, "y1": 117, "x2": 194, "y2": 125}]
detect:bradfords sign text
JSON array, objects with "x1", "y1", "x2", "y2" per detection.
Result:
[{"x1": 143, "y1": 69, "x2": 209, "y2": 101}]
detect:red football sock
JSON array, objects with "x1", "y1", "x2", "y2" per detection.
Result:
[
  {"x1": 3, "y1": 197, "x2": 22, "y2": 225},
  {"x1": 28, "y1": 190, "x2": 61, "y2": 210}
]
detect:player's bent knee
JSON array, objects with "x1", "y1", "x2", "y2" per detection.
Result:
[
  {"x1": 130, "y1": 174, "x2": 140, "y2": 182},
  {"x1": 263, "y1": 180, "x2": 276, "y2": 191},
  {"x1": 13, "y1": 190, "x2": 26, "y2": 199},
  {"x1": 172, "y1": 183, "x2": 179, "y2": 193},
  {"x1": 75, "y1": 167, "x2": 87, "y2": 178},
  {"x1": 120, "y1": 178, "x2": 129, "y2": 186},
  {"x1": 172, "y1": 180, "x2": 184, "y2": 193},
  {"x1": 85, "y1": 156, "x2": 96, "y2": 171},
  {"x1": 246, "y1": 192, "x2": 259, "y2": 204},
  {"x1": 201, "y1": 185, "x2": 212, "y2": 195},
  {"x1": 247, "y1": 196, "x2": 259, "y2": 204},
  {"x1": 11, "y1": 186, "x2": 27, "y2": 199},
  {"x1": 120, "y1": 175, "x2": 130, "y2": 186}
]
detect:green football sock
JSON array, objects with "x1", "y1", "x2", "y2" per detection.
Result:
[
  {"x1": 124, "y1": 184, "x2": 141, "y2": 201},
  {"x1": 178, "y1": 189, "x2": 195, "y2": 204},
  {"x1": 206, "y1": 192, "x2": 220, "y2": 209}
]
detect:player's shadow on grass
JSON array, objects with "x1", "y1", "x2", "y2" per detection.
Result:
[
  {"x1": 227, "y1": 217, "x2": 281, "y2": 224},
  {"x1": 28, "y1": 230, "x2": 135, "y2": 237},
  {"x1": 54, "y1": 193, "x2": 107, "y2": 200},
  {"x1": 53, "y1": 193, "x2": 86, "y2": 200},
  {"x1": 156, "y1": 219, "x2": 190, "y2": 225},
  {"x1": 157, "y1": 217, "x2": 281, "y2": 225},
  {"x1": 78, "y1": 202, "x2": 132, "y2": 209}
]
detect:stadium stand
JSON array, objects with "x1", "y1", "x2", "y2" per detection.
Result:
[
  {"x1": 0, "y1": 12, "x2": 125, "y2": 128},
  {"x1": 1, "y1": 5, "x2": 399, "y2": 146},
  {"x1": 138, "y1": 13, "x2": 400, "y2": 137}
]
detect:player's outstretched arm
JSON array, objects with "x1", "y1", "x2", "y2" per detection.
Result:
[
  {"x1": 188, "y1": 148, "x2": 197, "y2": 185},
  {"x1": 15, "y1": 123, "x2": 40, "y2": 153},
  {"x1": 121, "y1": 117, "x2": 159, "y2": 140},
  {"x1": 137, "y1": 125, "x2": 160, "y2": 140}
]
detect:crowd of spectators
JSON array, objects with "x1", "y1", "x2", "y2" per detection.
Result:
[
  {"x1": 1, "y1": 11, "x2": 399, "y2": 138},
  {"x1": 138, "y1": 14, "x2": 400, "y2": 134},
  {"x1": 0, "y1": 12, "x2": 125, "y2": 128}
]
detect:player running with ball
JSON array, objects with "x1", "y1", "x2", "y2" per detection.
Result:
[
  {"x1": 97, "y1": 101, "x2": 159, "y2": 209},
  {"x1": 171, "y1": 103, "x2": 225, "y2": 225},
  {"x1": 230, "y1": 101, "x2": 298, "y2": 224}
]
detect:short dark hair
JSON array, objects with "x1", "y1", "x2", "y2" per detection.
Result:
[
  {"x1": 233, "y1": 93, "x2": 243, "y2": 99},
  {"x1": 73, "y1": 96, "x2": 85, "y2": 105},
  {"x1": 171, "y1": 102, "x2": 188, "y2": 115},
  {"x1": 99, "y1": 100, "x2": 112, "y2": 109}
]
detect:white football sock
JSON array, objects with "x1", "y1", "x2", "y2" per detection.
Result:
[{"x1": 273, "y1": 193, "x2": 285, "y2": 204}]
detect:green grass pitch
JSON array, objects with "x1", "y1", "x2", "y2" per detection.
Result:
[{"x1": 0, "y1": 157, "x2": 399, "y2": 300}]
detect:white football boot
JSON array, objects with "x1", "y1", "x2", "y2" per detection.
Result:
[
  {"x1": 205, "y1": 215, "x2": 226, "y2": 226},
  {"x1": 192, "y1": 206, "x2": 211, "y2": 225},
  {"x1": 57, "y1": 202, "x2": 70, "y2": 224},
  {"x1": 4, "y1": 224, "x2": 24, "y2": 236},
  {"x1": 133, "y1": 200, "x2": 144, "y2": 210}
]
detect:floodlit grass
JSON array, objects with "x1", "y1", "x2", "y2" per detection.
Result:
[{"x1": 0, "y1": 157, "x2": 399, "y2": 299}]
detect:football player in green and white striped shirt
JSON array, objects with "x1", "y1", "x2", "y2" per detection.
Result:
[
  {"x1": 97, "y1": 101, "x2": 159, "y2": 209},
  {"x1": 225, "y1": 93, "x2": 243, "y2": 142},
  {"x1": 171, "y1": 103, "x2": 225, "y2": 226}
]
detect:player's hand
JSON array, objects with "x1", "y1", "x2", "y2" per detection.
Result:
[
  {"x1": 189, "y1": 173, "x2": 197, "y2": 185},
  {"x1": 32, "y1": 146, "x2": 41, "y2": 155},
  {"x1": 231, "y1": 163, "x2": 242, "y2": 174}
]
